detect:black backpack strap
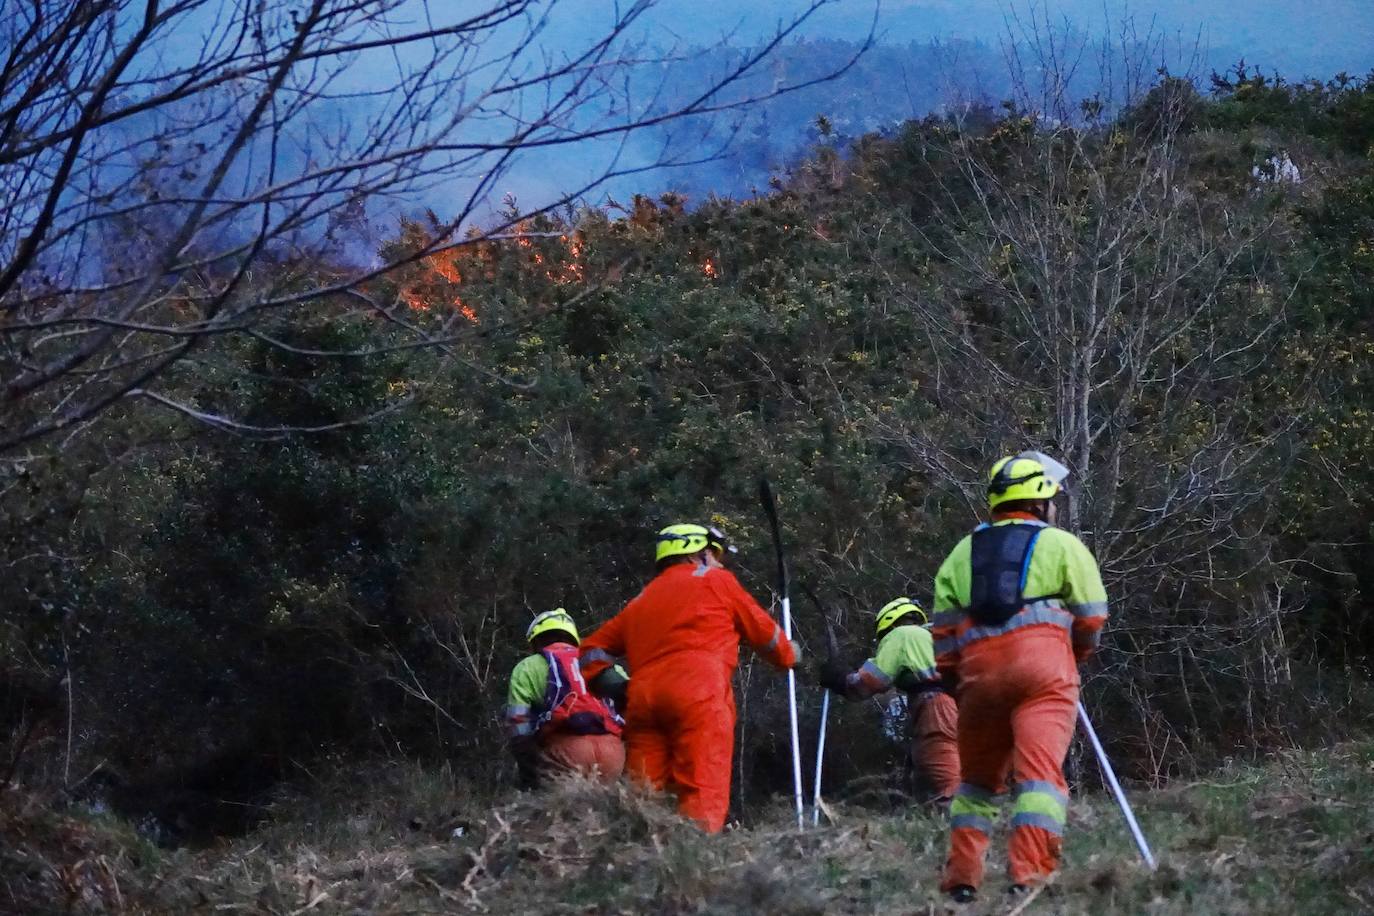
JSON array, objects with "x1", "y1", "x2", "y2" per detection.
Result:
[{"x1": 968, "y1": 524, "x2": 1043, "y2": 626}]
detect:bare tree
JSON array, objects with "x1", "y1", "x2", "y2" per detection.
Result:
[
  {"x1": 853, "y1": 65, "x2": 1315, "y2": 770},
  {"x1": 0, "y1": 0, "x2": 871, "y2": 456}
]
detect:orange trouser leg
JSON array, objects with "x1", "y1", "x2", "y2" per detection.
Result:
[
  {"x1": 669, "y1": 692, "x2": 735, "y2": 832},
  {"x1": 911, "y1": 692, "x2": 961, "y2": 801},
  {"x1": 1006, "y1": 681, "x2": 1077, "y2": 885},
  {"x1": 942, "y1": 691, "x2": 1013, "y2": 892},
  {"x1": 540, "y1": 733, "x2": 626, "y2": 783},
  {"x1": 625, "y1": 723, "x2": 672, "y2": 792}
]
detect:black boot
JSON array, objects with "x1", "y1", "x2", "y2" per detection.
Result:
[{"x1": 948, "y1": 885, "x2": 977, "y2": 904}]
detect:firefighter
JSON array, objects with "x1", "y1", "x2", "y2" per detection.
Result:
[
  {"x1": 505, "y1": 608, "x2": 626, "y2": 788},
  {"x1": 817, "y1": 597, "x2": 960, "y2": 802},
  {"x1": 580, "y1": 523, "x2": 799, "y2": 832},
  {"x1": 930, "y1": 452, "x2": 1108, "y2": 903}
]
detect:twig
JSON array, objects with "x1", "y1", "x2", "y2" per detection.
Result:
[
  {"x1": 460, "y1": 810, "x2": 511, "y2": 909},
  {"x1": 1006, "y1": 879, "x2": 1049, "y2": 916}
]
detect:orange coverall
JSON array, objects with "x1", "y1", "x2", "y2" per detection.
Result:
[
  {"x1": 930, "y1": 512, "x2": 1108, "y2": 891},
  {"x1": 581, "y1": 562, "x2": 798, "y2": 832}
]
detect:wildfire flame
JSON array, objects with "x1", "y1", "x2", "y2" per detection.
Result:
[
  {"x1": 397, "y1": 223, "x2": 593, "y2": 319},
  {"x1": 401, "y1": 248, "x2": 477, "y2": 322},
  {"x1": 702, "y1": 258, "x2": 719, "y2": 279}
]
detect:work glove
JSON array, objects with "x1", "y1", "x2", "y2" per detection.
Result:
[
  {"x1": 589, "y1": 664, "x2": 630, "y2": 711},
  {"x1": 817, "y1": 659, "x2": 851, "y2": 695}
]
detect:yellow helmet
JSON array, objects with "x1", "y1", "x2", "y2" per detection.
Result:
[
  {"x1": 987, "y1": 452, "x2": 1065, "y2": 509},
  {"x1": 526, "y1": 608, "x2": 579, "y2": 645},
  {"x1": 655, "y1": 523, "x2": 736, "y2": 563},
  {"x1": 875, "y1": 597, "x2": 927, "y2": 638}
]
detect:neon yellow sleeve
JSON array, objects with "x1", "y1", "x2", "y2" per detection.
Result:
[
  {"x1": 506, "y1": 655, "x2": 548, "y2": 711},
  {"x1": 932, "y1": 535, "x2": 973, "y2": 612},
  {"x1": 1023, "y1": 528, "x2": 1108, "y2": 611},
  {"x1": 868, "y1": 626, "x2": 938, "y2": 682}
]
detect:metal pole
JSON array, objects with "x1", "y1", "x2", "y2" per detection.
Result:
[
  {"x1": 1077, "y1": 700, "x2": 1157, "y2": 870},
  {"x1": 759, "y1": 478, "x2": 806, "y2": 830},
  {"x1": 782, "y1": 595, "x2": 805, "y2": 829},
  {"x1": 811, "y1": 690, "x2": 830, "y2": 825}
]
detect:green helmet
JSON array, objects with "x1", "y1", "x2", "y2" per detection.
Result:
[
  {"x1": 655, "y1": 523, "x2": 736, "y2": 563},
  {"x1": 526, "y1": 608, "x2": 579, "y2": 645},
  {"x1": 875, "y1": 597, "x2": 927, "y2": 639},
  {"x1": 987, "y1": 451, "x2": 1068, "y2": 509}
]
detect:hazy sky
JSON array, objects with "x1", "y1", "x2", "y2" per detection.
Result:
[
  {"x1": 469, "y1": 0, "x2": 1374, "y2": 213},
  {"x1": 641, "y1": 0, "x2": 1374, "y2": 76},
  {"x1": 128, "y1": 1, "x2": 1374, "y2": 239}
]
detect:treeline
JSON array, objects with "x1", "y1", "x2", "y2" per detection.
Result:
[{"x1": 3, "y1": 68, "x2": 1373, "y2": 831}]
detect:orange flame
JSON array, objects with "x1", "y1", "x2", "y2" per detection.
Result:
[
  {"x1": 429, "y1": 249, "x2": 462, "y2": 284},
  {"x1": 702, "y1": 258, "x2": 719, "y2": 279},
  {"x1": 400, "y1": 247, "x2": 478, "y2": 322}
]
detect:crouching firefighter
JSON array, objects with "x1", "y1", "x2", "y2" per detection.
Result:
[
  {"x1": 930, "y1": 452, "x2": 1108, "y2": 903},
  {"x1": 817, "y1": 597, "x2": 960, "y2": 802},
  {"x1": 505, "y1": 609, "x2": 626, "y2": 788}
]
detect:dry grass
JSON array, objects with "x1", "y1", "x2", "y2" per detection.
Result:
[{"x1": 5, "y1": 741, "x2": 1373, "y2": 914}]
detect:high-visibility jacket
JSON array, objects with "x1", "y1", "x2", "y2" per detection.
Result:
[
  {"x1": 505, "y1": 642, "x2": 622, "y2": 742},
  {"x1": 846, "y1": 624, "x2": 942, "y2": 698},
  {"x1": 930, "y1": 516, "x2": 1108, "y2": 680},
  {"x1": 930, "y1": 512, "x2": 1109, "y2": 890},
  {"x1": 840, "y1": 624, "x2": 960, "y2": 801}
]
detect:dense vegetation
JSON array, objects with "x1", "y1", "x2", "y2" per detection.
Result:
[{"x1": 3, "y1": 67, "x2": 1374, "y2": 846}]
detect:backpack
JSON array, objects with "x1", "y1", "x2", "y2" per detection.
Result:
[
  {"x1": 534, "y1": 643, "x2": 624, "y2": 739},
  {"x1": 968, "y1": 522, "x2": 1045, "y2": 626}
]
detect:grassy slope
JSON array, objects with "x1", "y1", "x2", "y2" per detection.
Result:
[{"x1": 5, "y1": 742, "x2": 1373, "y2": 915}]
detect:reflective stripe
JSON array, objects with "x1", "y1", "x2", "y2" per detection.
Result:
[
  {"x1": 1068, "y1": 601, "x2": 1108, "y2": 619},
  {"x1": 860, "y1": 660, "x2": 893, "y2": 689},
  {"x1": 931, "y1": 610, "x2": 965, "y2": 628},
  {"x1": 950, "y1": 813, "x2": 993, "y2": 833},
  {"x1": 955, "y1": 782, "x2": 996, "y2": 802},
  {"x1": 909, "y1": 665, "x2": 938, "y2": 682},
  {"x1": 582, "y1": 648, "x2": 616, "y2": 666},
  {"x1": 1010, "y1": 812, "x2": 1064, "y2": 835},
  {"x1": 1015, "y1": 780, "x2": 1069, "y2": 808},
  {"x1": 951, "y1": 785, "x2": 999, "y2": 834},
  {"x1": 939, "y1": 601, "x2": 1072, "y2": 654},
  {"x1": 509, "y1": 722, "x2": 534, "y2": 737},
  {"x1": 1013, "y1": 783, "x2": 1067, "y2": 834},
  {"x1": 951, "y1": 785, "x2": 999, "y2": 837}
]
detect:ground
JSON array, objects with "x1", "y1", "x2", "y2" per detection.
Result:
[{"x1": 3, "y1": 741, "x2": 1373, "y2": 914}]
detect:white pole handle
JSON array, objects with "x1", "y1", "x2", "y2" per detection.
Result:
[
  {"x1": 812, "y1": 690, "x2": 831, "y2": 825},
  {"x1": 1077, "y1": 700, "x2": 1157, "y2": 871},
  {"x1": 781, "y1": 597, "x2": 805, "y2": 829}
]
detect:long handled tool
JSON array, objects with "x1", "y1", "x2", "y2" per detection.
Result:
[
  {"x1": 759, "y1": 478, "x2": 806, "y2": 830},
  {"x1": 1077, "y1": 700, "x2": 1157, "y2": 870},
  {"x1": 801, "y1": 584, "x2": 840, "y2": 826}
]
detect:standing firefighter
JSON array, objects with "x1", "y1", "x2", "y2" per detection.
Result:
[
  {"x1": 817, "y1": 597, "x2": 960, "y2": 802},
  {"x1": 931, "y1": 452, "x2": 1108, "y2": 903},
  {"x1": 505, "y1": 609, "x2": 626, "y2": 788},
  {"x1": 580, "y1": 524, "x2": 800, "y2": 832}
]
